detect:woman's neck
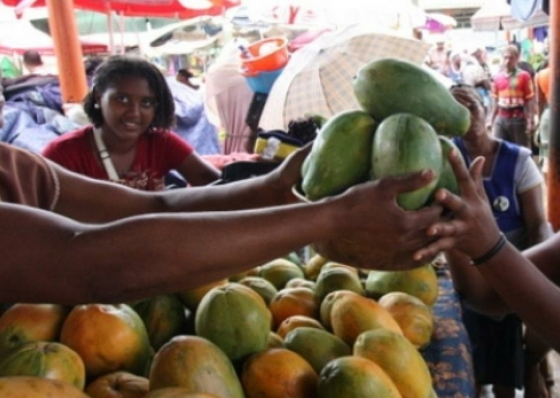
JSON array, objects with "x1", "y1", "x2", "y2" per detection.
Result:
[
  {"x1": 463, "y1": 134, "x2": 498, "y2": 158},
  {"x1": 96, "y1": 127, "x2": 136, "y2": 155}
]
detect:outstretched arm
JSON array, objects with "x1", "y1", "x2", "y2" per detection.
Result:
[
  {"x1": 52, "y1": 146, "x2": 311, "y2": 223},
  {"x1": 2, "y1": 161, "x2": 442, "y2": 305},
  {"x1": 414, "y1": 150, "x2": 560, "y2": 351}
]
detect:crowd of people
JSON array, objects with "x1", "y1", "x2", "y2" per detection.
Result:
[{"x1": 0, "y1": 34, "x2": 559, "y2": 398}]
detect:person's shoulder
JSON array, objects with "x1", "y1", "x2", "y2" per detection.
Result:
[
  {"x1": 42, "y1": 126, "x2": 92, "y2": 154},
  {"x1": 500, "y1": 140, "x2": 532, "y2": 157}
]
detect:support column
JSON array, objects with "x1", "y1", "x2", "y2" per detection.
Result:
[
  {"x1": 547, "y1": 0, "x2": 560, "y2": 230},
  {"x1": 45, "y1": 0, "x2": 88, "y2": 104}
]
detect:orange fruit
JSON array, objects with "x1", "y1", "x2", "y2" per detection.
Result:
[
  {"x1": 85, "y1": 371, "x2": 149, "y2": 398},
  {"x1": 0, "y1": 304, "x2": 69, "y2": 355},
  {"x1": 276, "y1": 315, "x2": 325, "y2": 338},
  {"x1": 330, "y1": 294, "x2": 402, "y2": 345},
  {"x1": 0, "y1": 341, "x2": 85, "y2": 389},
  {"x1": 268, "y1": 287, "x2": 320, "y2": 329},
  {"x1": 60, "y1": 304, "x2": 151, "y2": 378},
  {"x1": 241, "y1": 348, "x2": 318, "y2": 398},
  {"x1": 0, "y1": 376, "x2": 88, "y2": 398}
]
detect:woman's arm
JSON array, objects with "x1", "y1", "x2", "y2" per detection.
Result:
[
  {"x1": 445, "y1": 249, "x2": 510, "y2": 315},
  {"x1": 175, "y1": 152, "x2": 221, "y2": 187},
  {"x1": 52, "y1": 146, "x2": 309, "y2": 222},
  {"x1": 4, "y1": 159, "x2": 442, "y2": 305},
  {"x1": 415, "y1": 152, "x2": 560, "y2": 350},
  {"x1": 519, "y1": 183, "x2": 553, "y2": 246}
]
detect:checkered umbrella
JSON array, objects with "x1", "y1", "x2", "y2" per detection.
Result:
[{"x1": 259, "y1": 25, "x2": 430, "y2": 131}]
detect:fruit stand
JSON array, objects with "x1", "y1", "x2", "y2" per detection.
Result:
[{"x1": 0, "y1": 255, "x2": 475, "y2": 397}]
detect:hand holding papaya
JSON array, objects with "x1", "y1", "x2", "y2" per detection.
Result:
[
  {"x1": 413, "y1": 150, "x2": 503, "y2": 263},
  {"x1": 313, "y1": 168, "x2": 444, "y2": 270}
]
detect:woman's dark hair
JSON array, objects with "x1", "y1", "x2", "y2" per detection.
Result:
[{"x1": 83, "y1": 55, "x2": 175, "y2": 129}]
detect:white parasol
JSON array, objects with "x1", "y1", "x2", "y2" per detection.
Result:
[{"x1": 259, "y1": 24, "x2": 430, "y2": 130}]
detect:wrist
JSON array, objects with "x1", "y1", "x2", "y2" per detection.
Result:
[{"x1": 470, "y1": 233, "x2": 507, "y2": 266}]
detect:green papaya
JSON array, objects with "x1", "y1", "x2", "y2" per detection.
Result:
[
  {"x1": 371, "y1": 113, "x2": 442, "y2": 210},
  {"x1": 434, "y1": 136, "x2": 462, "y2": 196},
  {"x1": 301, "y1": 110, "x2": 377, "y2": 201},
  {"x1": 353, "y1": 58, "x2": 470, "y2": 136}
]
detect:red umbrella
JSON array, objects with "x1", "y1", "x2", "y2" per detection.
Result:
[{"x1": 2, "y1": 0, "x2": 240, "y2": 18}]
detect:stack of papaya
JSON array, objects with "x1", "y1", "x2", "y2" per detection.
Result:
[
  {"x1": 0, "y1": 252, "x2": 441, "y2": 398},
  {"x1": 299, "y1": 57, "x2": 470, "y2": 267},
  {"x1": 0, "y1": 59, "x2": 455, "y2": 398}
]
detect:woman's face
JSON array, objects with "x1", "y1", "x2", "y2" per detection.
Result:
[{"x1": 96, "y1": 75, "x2": 157, "y2": 142}]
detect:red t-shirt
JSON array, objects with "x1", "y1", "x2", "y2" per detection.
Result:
[
  {"x1": 42, "y1": 126, "x2": 194, "y2": 191},
  {"x1": 491, "y1": 68, "x2": 534, "y2": 118}
]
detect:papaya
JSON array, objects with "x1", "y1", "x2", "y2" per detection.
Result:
[
  {"x1": 60, "y1": 304, "x2": 152, "y2": 379},
  {"x1": 329, "y1": 293, "x2": 402, "y2": 345},
  {"x1": 303, "y1": 254, "x2": 329, "y2": 281},
  {"x1": 317, "y1": 356, "x2": 402, "y2": 398},
  {"x1": 365, "y1": 263, "x2": 439, "y2": 306},
  {"x1": 276, "y1": 315, "x2": 325, "y2": 338},
  {"x1": 320, "y1": 262, "x2": 359, "y2": 275},
  {"x1": 178, "y1": 279, "x2": 229, "y2": 312},
  {"x1": 85, "y1": 371, "x2": 149, "y2": 398},
  {"x1": 353, "y1": 57, "x2": 470, "y2": 136},
  {"x1": 238, "y1": 276, "x2": 279, "y2": 305},
  {"x1": 314, "y1": 266, "x2": 364, "y2": 301},
  {"x1": 0, "y1": 341, "x2": 86, "y2": 390},
  {"x1": 301, "y1": 109, "x2": 377, "y2": 201},
  {"x1": 371, "y1": 113, "x2": 442, "y2": 210},
  {"x1": 0, "y1": 303, "x2": 69, "y2": 356},
  {"x1": 195, "y1": 283, "x2": 271, "y2": 362},
  {"x1": 378, "y1": 291, "x2": 434, "y2": 349},
  {"x1": 284, "y1": 277, "x2": 316, "y2": 291},
  {"x1": 267, "y1": 331, "x2": 284, "y2": 349},
  {"x1": 283, "y1": 326, "x2": 351, "y2": 374},
  {"x1": 319, "y1": 290, "x2": 361, "y2": 331},
  {"x1": 131, "y1": 294, "x2": 188, "y2": 351},
  {"x1": 433, "y1": 136, "x2": 462, "y2": 196},
  {"x1": 268, "y1": 287, "x2": 320, "y2": 329},
  {"x1": 241, "y1": 348, "x2": 318, "y2": 398},
  {"x1": 354, "y1": 328, "x2": 432, "y2": 398},
  {"x1": 0, "y1": 376, "x2": 89, "y2": 398},
  {"x1": 145, "y1": 390, "x2": 220, "y2": 398},
  {"x1": 259, "y1": 258, "x2": 304, "y2": 290},
  {"x1": 149, "y1": 335, "x2": 245, "y2": 398}
]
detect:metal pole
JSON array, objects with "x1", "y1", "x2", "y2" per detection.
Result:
[
  {"x1": 45, "y1": 0, "x2": 88, "y2": 104},
  {"x1": 547, "y1": 0, "x2": 560, "y2": 230}
]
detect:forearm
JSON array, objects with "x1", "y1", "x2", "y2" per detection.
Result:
[
  {"x1": 3, "y1": 201, "x2": 333, "y2": 305},
  {"x1": 445, "y1": 249, "x2": 508, "y2": 315},
  {"x1": 53, "y1": 152, "x2": 299, "y2": 223},
  {"x1": 159, "y1": 172, "x2": 294, "y2": 213},
  {"x1": 478, "y1": 242, "x2": 560, "y2": 351}
]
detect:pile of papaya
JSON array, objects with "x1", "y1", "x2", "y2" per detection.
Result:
[
  {"x1": 299, "y1": 58, "x2": 470, "y2": 267},
  {"x1": 301, "y1": 57, "x2": 470, "y2": 208},
  {"x1": 0, "y1": 253, "x2": 441, "y2": 398}
]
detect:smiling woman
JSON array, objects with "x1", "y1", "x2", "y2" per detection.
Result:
[{"x1": 41, "y1": 55, "x2": 220, "y2": 190}]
